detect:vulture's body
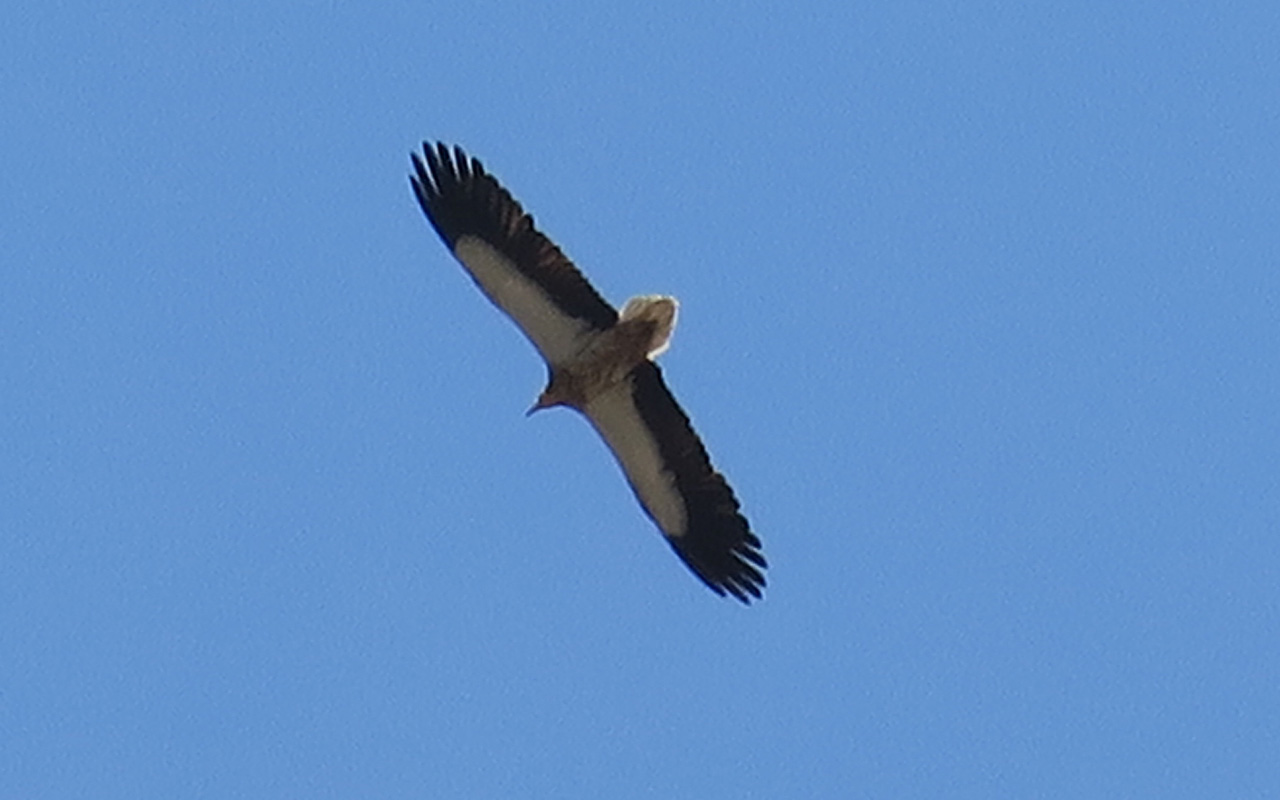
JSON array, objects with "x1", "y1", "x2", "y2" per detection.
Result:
[{"x1": 410, "y1": 143, "x2": 766, "y2": 603}]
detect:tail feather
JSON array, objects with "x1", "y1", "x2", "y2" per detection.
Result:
[{"x1": 620, "y1": 295, "x2": 679, "y2": 358}]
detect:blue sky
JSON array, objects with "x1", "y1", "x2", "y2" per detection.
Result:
[{"x1": 3, "y1": 2, "x2": 1278, "y2": 797}]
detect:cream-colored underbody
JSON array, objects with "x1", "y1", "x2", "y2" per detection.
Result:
[
  {"x1": 541, "y1": 297, "x2": 687, "y2": 538},
  {"x1": 452, "y1": 235, "x2": 687, "y2": 538},
  {"x1": 535, "y1": 294, "x2": 678, "y2": 408}
]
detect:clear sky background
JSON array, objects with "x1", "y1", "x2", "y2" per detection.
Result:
[{"x1": 3, "y1": 2, "x2": 1278, "y2": 798}]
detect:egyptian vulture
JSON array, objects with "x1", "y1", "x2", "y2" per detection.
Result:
[{"x1": 410, "y1": 143, "x2": 766, "y2": 603}]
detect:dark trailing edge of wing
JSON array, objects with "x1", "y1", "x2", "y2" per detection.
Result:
[
  {"x1": 629, "y1": 362, "x2": 767, "y2": 603},
  {"x1": 410, "y1": 142, "x2": 618, "y2": 331}
]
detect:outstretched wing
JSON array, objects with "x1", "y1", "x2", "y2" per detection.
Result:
[
  {"x1": 410, "y1": 142, "x2": 618, "y2": 365},
  {"x1": 583, "y1": 362, "x2": 767, "y2": 603}
]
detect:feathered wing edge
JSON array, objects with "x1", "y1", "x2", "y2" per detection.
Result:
[
  {"x1": 629, "y1": 362, "x2": 767, "y2": 603},
  {"x1": 409, "y1": 142, "x2": 618, "y2": 331}
]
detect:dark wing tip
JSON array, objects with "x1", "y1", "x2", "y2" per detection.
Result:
[
  {"x1": 669, "y1": 517, "x2": 768, "y2": 604},
  {"x1": 630, "y1": 363, "x2": 768, "y2": 604},
  {"x1": 409, "y1": 141, "x2": 492, "y2": 249}
]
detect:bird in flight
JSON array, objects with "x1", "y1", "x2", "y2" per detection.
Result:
[{"x1": 409, "y1": 143, "x2": 766, "y2": 603}]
